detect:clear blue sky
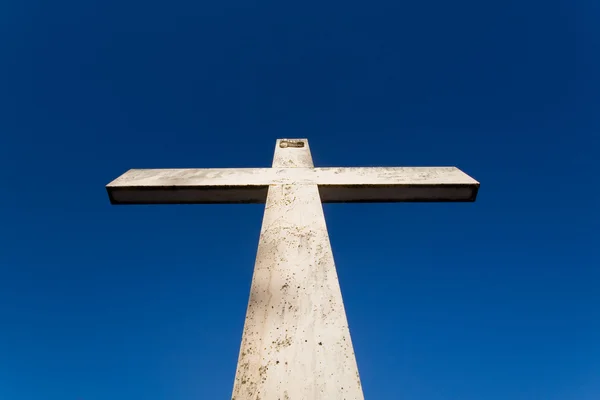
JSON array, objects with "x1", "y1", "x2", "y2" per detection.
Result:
[{"x1": 0, "y1": 0, "x2": 598, "y2": 399}]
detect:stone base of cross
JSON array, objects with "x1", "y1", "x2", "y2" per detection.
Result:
[{"x1": 106, "y1": 139, "x2": 479, "y2": 400}]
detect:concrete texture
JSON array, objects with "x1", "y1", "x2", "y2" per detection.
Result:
[
  {"x1": 105, "y1": 138, "x2": 480, "y2": 399},
  {"x1": 107, "y1": 167, "x2": 479, "y2": 204},
  {"x1": 231, "y1": 139, "x2": 363, "y2": 399}
]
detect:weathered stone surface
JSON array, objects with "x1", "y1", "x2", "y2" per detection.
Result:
[
  {"x1": 107, "y1": 166, "x2": 477, "y2": 188},
  {"x1": 105, "y1": 138, "x2": 480, "y2": 399},
  {"x1": 106, "y1": 152, "x2": 479, "y2": 204},
  {"x1": 231, "y1": 139, "x2": 363, "y2": 399}
]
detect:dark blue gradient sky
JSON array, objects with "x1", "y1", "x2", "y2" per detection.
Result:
[{"x1": 1, "y1": 0, "x2": 598, "y2": 399}]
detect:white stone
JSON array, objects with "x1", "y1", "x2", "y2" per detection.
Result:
[
  {"x1": 232, "y1": 140, "x2": 362, "y2": 399},
  {"x1": 106, "y1": 148, "x2": 479, "y2": 204},
  {"x1": 107, "y1": 166, "x2": 477, "y2": 188},
  {"x1": 105, "y1": 138, "x2": 480, "y2": 399}
]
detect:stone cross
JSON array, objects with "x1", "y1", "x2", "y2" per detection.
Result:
[{"x1": 106, "y1": 138, "x2": 479, "y2": 400}]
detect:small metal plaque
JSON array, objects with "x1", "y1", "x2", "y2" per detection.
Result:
[{"x1": 280, "y1": 140, "x2": 305, "y2": 148}]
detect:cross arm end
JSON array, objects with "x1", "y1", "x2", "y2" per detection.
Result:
[{"x1": 106, "y1": 168, "x2": 270, "y2": 205}]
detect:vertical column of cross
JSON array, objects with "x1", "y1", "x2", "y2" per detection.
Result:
[{"x1": 231, "y1": 139, "x2": 364, "y2": 400}]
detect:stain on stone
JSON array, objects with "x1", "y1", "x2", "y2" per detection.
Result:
[{"x1": 272, "y1": 335, "x2": 293, "y2": 350}]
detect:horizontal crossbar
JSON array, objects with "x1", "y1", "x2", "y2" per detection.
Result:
[{"x1": 106, "y1": 167, "x2": 479, "y2": 204}]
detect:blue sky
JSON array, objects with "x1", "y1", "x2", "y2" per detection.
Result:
[{"x1": 0, "y1": 0, "x2": 598, "y2": 399}]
